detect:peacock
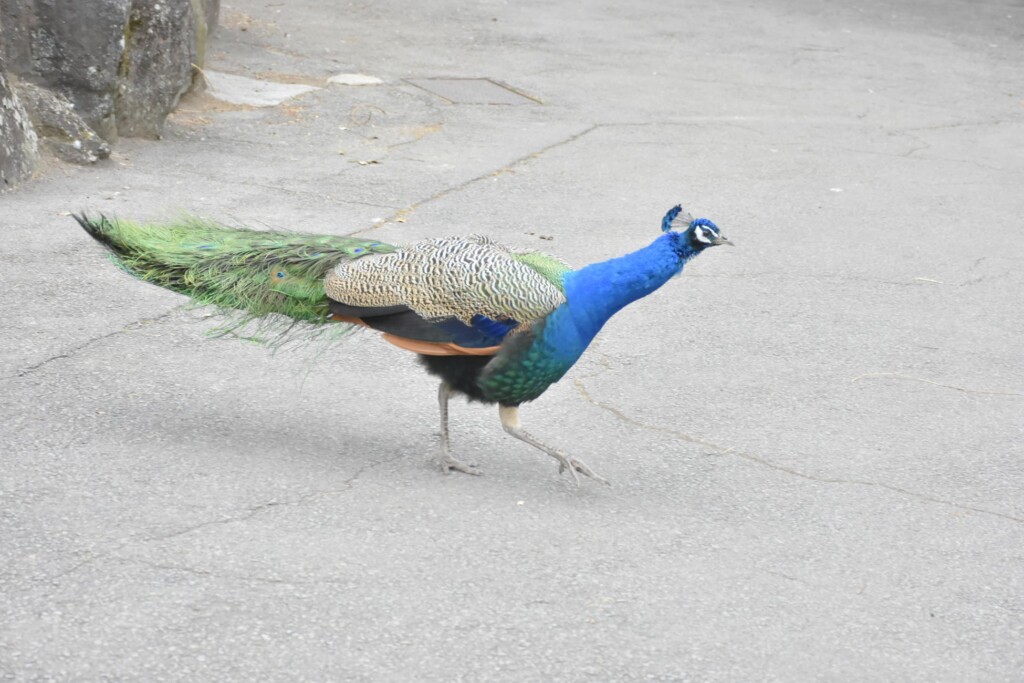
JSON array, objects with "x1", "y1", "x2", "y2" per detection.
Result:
[{"x1": 75, "y1": 205, "x2": 731, "y2": 484}]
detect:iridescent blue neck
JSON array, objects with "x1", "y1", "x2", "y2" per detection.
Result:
[{"x1": 560, "y1": 232, "x2": 694, "y2": 342}]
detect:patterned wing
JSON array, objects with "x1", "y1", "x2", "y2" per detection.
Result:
[{"x1": 323, "y1": 236, "x2": 567, "y2": 347}]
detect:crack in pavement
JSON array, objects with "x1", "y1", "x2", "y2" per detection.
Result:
[
  {"x1": 142, "y1": 499, "x2": 297, "y2": 543},
  {"x1": 850, "y1": 373, "x2": 1023, "y2": 398},
  {"x1": 140, "y1": 455, "x2": 401, "y2": 543},
  {"x1": 109, "y1": 556, "x2": 359, "y2": 587},
  {"x1": 11, "y1": 456, "x2": 401, "y2": 594},
  {"x1": 894, "y1": 118, "x2": 1018, "y2": 133},
  {"x1": 351, "y1": 124, "x2": 599, "y2": 234},
  {"x1": 0, "y1": 309, "x2": 183, "y2": 382},
  {"x1": 572, "y1": 378, "x2": 1024, "y2": 525}
]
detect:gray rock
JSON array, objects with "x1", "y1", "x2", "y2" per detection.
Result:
[
  {"x1": 0, "y1": 55, "x2": 39, "y2": 189},
  {"x1": 15, "y1": 81, "x2": 110, "y2": 164},
  {"x1": 0, "y1": 0, "x2": 131, "y2": 141},
  {"x1": 0, "y1": 0, "x2": 219, "y2": 141},
  {"x1": 116, "y1": 0, "x2": 197, "y2": 138}
]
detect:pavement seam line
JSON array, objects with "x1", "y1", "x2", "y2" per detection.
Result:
[
  {"x1": 110, "y1": 557, "x2": 303, "y2": 585},
  {"x1": 850, "y1": 373, "x2": 1023, "y2": 397},
  {"x1": 15, "y1": 455, "x2": 404, "y2": 592},
  {"x1": 349, "y1": 124, "x2": 600, "y2": 234},
  {"x1": 573, "y1": 378, "x2": 1024, "y2": 525},
  {"x1": 0, "y1": 308, "x2": 183, "y2": 382},
  {"x1": 139, "y1": 453, "x2": 402, "y2": 543},
  {"x1": 107, "y1": 556, "x2": 358, "y2": 587}
]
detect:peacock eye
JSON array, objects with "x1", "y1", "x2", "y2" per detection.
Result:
[{"x1": 276, "y1": 271, "x2": 286, "y2": 278}]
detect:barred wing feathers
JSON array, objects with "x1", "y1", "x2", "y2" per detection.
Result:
[
  {"x1": 325, "y1": 236, "x2": 573, "y2": 352},
  {"x1": 325, "y1": 236, "x2": 568, "y2": 331}
]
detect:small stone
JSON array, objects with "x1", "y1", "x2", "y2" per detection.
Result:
[{"x1": 326, "y1": 73, "x2": 384, "y2": 86}]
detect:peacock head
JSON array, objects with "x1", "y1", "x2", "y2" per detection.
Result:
[{"x1": 661, "y1": 204, "x2": 733, "y2": 252}]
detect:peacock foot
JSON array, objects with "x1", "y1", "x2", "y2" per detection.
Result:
[
  {"x1": 498, "y1": 405, "x2": 610, "y2": 486},
  {"x1": 437, "y1": 454, "x2": 482, "y2": 476},
  {"x1": 552, "y1": 452, "x2": 609, "y2": 486}
]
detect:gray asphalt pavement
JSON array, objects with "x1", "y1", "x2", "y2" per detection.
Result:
[{"x1": 2, "y1": 0, "x2": 1023, "y2": 680}]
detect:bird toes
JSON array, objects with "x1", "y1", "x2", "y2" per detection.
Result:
[
  {"x1": 437, "y1": 454, "x2": 482, "y2": 476},
  {"x1": 556, "y1": 455, "x2": 609, "y2": 486}
]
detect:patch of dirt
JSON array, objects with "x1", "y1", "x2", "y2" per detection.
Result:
[
  {"x1": 255, "y1": 71, "x2": 325, "y2": 87},
  {"x1": 166, "y1": 90, "x2": 254, "y2": 128},
  {"x1": 220, "y1": 9, "x2": 277, "y2": 35}
]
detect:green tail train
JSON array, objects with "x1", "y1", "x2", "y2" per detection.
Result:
[{"x1": 75, "y1": 214, "x2": 396, "y2": 340}]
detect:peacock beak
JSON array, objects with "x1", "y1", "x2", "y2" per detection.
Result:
[{"x1": 712, "y1": 235, "x2": 734, "y2": 247}]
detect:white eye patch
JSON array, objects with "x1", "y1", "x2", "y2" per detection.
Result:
[{"x1": 694, "y1": 226, "x2": 713, "y2": 244}]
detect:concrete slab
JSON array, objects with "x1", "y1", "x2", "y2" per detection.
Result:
[{"x1": 2, "y1": 0, "x2": 1022, "y2": 680}]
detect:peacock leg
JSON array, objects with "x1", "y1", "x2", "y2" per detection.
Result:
[
  {"x1": 436, "y1": 382, "x2": 481, "y2": 476},
  {"x1": 498, "y1": 405, "x2": 609, "y2": 485}
]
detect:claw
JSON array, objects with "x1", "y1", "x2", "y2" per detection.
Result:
[
  {"x1": 438, "y1": 454, "x2": 482, "y2": 476},
  {"x1": 554, "y1": 453, "x2": 608, "y2": 486}
]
